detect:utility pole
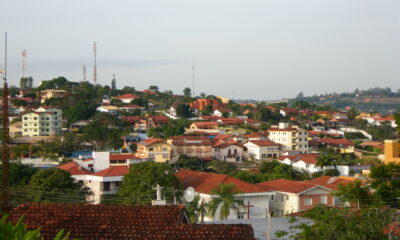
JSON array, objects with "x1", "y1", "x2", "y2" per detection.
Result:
[{"x1": 1, "y1": 32, "x2": 11, "y2": 214}]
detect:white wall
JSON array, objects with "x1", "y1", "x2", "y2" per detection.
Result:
[{"x1": 92, "y1": 152, "x2": 110, "y2": 172}]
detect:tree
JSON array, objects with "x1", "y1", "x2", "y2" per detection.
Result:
[
  {"x1": 334, "y1": 181, "x2": 372, "y2": 207},
  {"x1": 118, "y1": 161, "x2": 182, "y2": 204},
  {"x1": 65, "y1": 100, "x2": 97, "y2": 124},
  {"x1": 347, "y1": 107, "x2": 359, "y2": 120},
  {"x1": 199, "y1": 92, "x2": 206, "y2": 98},
  {"x1": 82, "y1": 121, "x2": 124, "y2": 150},
  {"x1": 0, "y1": 162, "x2": 38, "y2": 185},
  {"x1": 29, "y1": 168, "x2": 90, "y2": 203},
  {"x1": 370, "y1": 163, "x2": 400, "y2": 206},
  {"x1": 0, "y1": 215, "x2": 73, "y2": 240},
  {"x1": 289, "y1": 205, "x2": 396, "y2": 240},
  {"x1": 176, "y1": 104, "x2": 191, "y2": 118},
  {"x1": 183, "y1": 87, "x2": 192, "y2": 97},
  {"x1": 19, "y1": 76, "x2": 33, "y2": 89},
  {"x1": 207, "y1": 161, "x2": 237, "y2": 175},
  {"x1": 207, "y1": 183, "x2": 243, "y2": 220},
  {"x1": 131, "y1": 98, "x2": 149, "y2": 108},
  {"x1": 296, "y1": 91, "x2": 304, "y2": 99},
  {"x1": 316, "y1": 154, "x2": 336, "y2": 168},
  {"x1": 175, "y1": 155, "x2": 204, "y2": 171},
  {"x1": 11, "y1": 99, "x2": 27, "y2": 107},
  {"x1": 149, "y1": 85, "x2": 159, "y2": 92},
  {"x1": 111, "y1": 76, "x2": 116, "y2": 90}
]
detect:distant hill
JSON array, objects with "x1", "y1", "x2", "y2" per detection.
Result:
[{"x1": 290, "y1": 87, "x2": 400, "y2": 114}]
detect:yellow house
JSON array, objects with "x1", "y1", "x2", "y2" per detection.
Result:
[
  {"x1": 40, "y1": 89, "x2": 68, "y2": 103},
  {"x1": 136, "y1": 138, "x2": 172, "y2": 163},
  {"x1": 384, "y1": 140, "x2": 400, "y2": 164},
  {"x1": 217, "y1": 96, "x2": 230, "y2": 104}
]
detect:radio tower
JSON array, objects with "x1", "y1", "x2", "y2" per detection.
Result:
[
  {"x1": 1, "y1": 32, "x2": 11, "y2": 214},
  {"x1": 82, "y1": 65, "x2": 87, "y2": 81},
  {"x1": 93, "y1": 42, "x2": 97, "y2": 85},
  {"x1": 22, "y1": 50, "x2": 27, "y2": 78}
]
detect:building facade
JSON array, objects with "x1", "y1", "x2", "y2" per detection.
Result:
[
  {"x1": 22, "y1": 107, "x2": 62, "y2": 137},
  {"x1": 268, "y1": 122, "x2": 309, "y2": 154}
]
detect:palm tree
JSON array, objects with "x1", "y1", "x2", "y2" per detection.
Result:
[
  {"x1": 316, "y1": 153, "x2": 336, "y2": 169},
  {"x1": 207, "y1": 183, "x2": 243, "y2": 220},
  {"x1": 183, "y1": 87, "x2": 192, "y2": 97},
  {"x1": 148, "y1": 85, "x2": 159, "y2": 92},
  {"x1": 199, "y1": 92, "x2": 206, "y2": 98}
]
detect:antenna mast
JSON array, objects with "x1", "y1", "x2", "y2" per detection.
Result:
[
  {"x1": 1, "y1": 32, "x2": 11, "y2": 214},
  {"x1": 192, "y1": 65, "x2": 195, "y2": 98},
  {"x1": 82, "y1": 65, "x2": 87, "y2": 81},
  {"x1": 93, "y1": 41, "x2": 97, "y2": 85},
  {"x1": 22, "y1": 50, "x2": 27, "y2": 78}
]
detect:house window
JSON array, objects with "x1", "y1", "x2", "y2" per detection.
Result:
[
  {"x1": 281, "y1": 195, "x2": 284, "y2": 202},
  {"x1": 304, "y1": 198, "x2": 312, "y2": 205},
  {"x1": 320, "y1": 196, "x2": 328, "y2": 205},
  {"x1": 24, "y1": 117, "x2": 28, "y2": 120},
  {"x1": 271, "y1": 195, "x2": 274, "y2": 200},
  {"x1": 149, "y1": 147, "x2": 154, "y2": 151},
  {"x1": 103, "y1": 182, "x2": 110, "y2": 191},
  {"x1": 162, "y1": 148, "x2": 167, "y2": 151},
  {"x1": 34, "y1": 117, "x2": 38, "y2": 120}
]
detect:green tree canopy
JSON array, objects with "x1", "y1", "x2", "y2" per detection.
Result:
[
  {"x1": 118, "y1": 161, "x2": 182, "y2": 204},
  {"x1": 29, "y1": 168, "x2": 89, "y2": 203},
  {"x1": 207, "y1": 183, "x2": 243, "y2": 220}
]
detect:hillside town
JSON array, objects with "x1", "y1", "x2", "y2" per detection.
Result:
[{"x1": 1, "y1": 75, "x2": 400, "y2": 239}]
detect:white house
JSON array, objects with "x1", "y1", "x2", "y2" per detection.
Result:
[
  {"x1": 267, "y1": 122, "x2": 309, "y2": 154},
  {"x1": 256, "y1": 179, "x2": 337, "y2": 216},
  {"x1": 59, "y1": 152, "x2": 140, "y2": 203},
  {"x1": 245, "y1": 140, "x2": 280, "y2": 161},
  {"x1": 212, "y1": 141, "x2": 243, "y2": 162},
  {"x1": 96, "y1": 105, "x2": 119, "y2": 115},
  {"x1": 176, "y1": 169, "x2": 274, "y2": 221},
  {"x1": 278, "y1": 154, "x2": 322, "y2": 173},
  {"x1": 115, "y1": 93, "x2": 140, "y2": 104}
]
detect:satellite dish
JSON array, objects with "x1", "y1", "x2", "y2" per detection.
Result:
[
  {"x1": 184, "y1": 187, "x2": 195, "y2": 202},
  {"x1": 327, "y1": 177, "x2": 337, "y2": 184}
]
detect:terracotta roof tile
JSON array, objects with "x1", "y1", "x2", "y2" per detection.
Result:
[
  {"x1": 57, "y1": 162, "x2": 92, "y2": 175},
  {"x1": 248, "y1": 140, "x2": 280, "y2": 147},
  {"x1": 8, "y1": 203, "x2": 255, "y2": 240},
  {"x1": 176, "y1": 169, "x2": 266, "y2": 194},
  {"x1": 109, "y1": 154, "x2": 136, "y2": 161},
  {"x1": 116, "y1": 93, "x2": 140, "y2": 100},
  {"x1": 138, "y1": 138, "x2": 165, "y2": 146},
  {"x1": 92, "y1": 166, "x2": 129, "y2": 177},
  {"x1": 304, "y1": 175, "x2": 354, "y2": 190},
  {"x1": 256, "y1": 179, "x2": 317, "y2": 194}
]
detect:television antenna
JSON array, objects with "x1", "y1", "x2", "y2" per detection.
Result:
[{"x1": 184, "y1": 187, "x2": 195, "y2": 202}]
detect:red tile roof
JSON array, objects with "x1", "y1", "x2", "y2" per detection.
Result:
[
  {"x1": 176, "y1": 169, "x2": 266, "y2": 194},
  {"x1": 138, "y1": 138, "x2": 165, "y2": 146},
  {"x1": 278, "y1": 154, "x2": 320, "y2": 165},
  {"x1": 320, "y1": 138, "x2": 354, "y2": 147},
  {"x1": 92, "y1": 166, "x2": 129, "y2": 177},
  {"x1": 149, "y1": 115, "x2": 170, "y2": 123},
  {"x1": 212, "y1": 141, "x2": 241, "y2": 149},
  {"x1": 214, "y1": 134, "x2": 235, "y2": 140},
  {"x1": 192, "y1": 121, "x2": 219, "y2": 128},
  {"x1": 120, "y1": 116, "x2": 143, "y2": 123},
  {"x1": 242, "y1": 132, "x2": 265, "y2": 139},
  {"x1": 110, "y1": 154, "x2": 136, "y2": 161},
  {"x1": 171, "y1": 136, "x2": 210, "y2": 141},
  {"x1": 304, "y1": 176, "x2": 354, "y2": 191},
  {"x1": 9, "y1": 203, "x2": 255, "y2": 240},
  {"x1": 200, "y1": 115, "x2": 221, "y2": 120},
  {"x1": 116, "y1": 93, "x2": 140, "y2": 100},
  {"x1": 256, "y1": 179, "x2": 318, "y2": 194},
  {"x1": 248, "y1": 140, "x2": 280, "y2": 147},
  {"x1": 57, "y1": 162, "x2": 92, "y2": 175}
]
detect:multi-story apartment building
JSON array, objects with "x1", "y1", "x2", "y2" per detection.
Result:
[
  {"x1": 136, "y1": 138, "x2": 172, "y2": 163},
  {"x1": 40, "y1": 89, "x2": 67, "y2": 103},
  {"x1": 22, "y1": 106, "x2": 62, "y2": 137},
  {"x1": 267, "y1": 122, "x2": 308, "y2": 154},
  {"x1": 167, "y1": 136, "x2": 213, "y2": 161}
]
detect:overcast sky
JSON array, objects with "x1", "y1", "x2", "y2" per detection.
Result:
[{"x1": 1, "y1": 0, "x2": 400, "y2": 100}]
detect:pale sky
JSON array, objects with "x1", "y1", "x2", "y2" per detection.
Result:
[{"x1": 1, "y1": 0, "x2": 400, "y2": 100}]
